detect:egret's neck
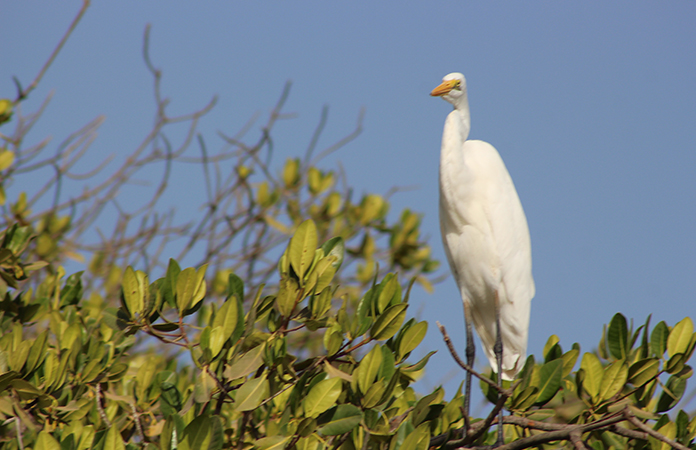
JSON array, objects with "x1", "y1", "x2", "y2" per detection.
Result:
[{"x1": 443, "y1": 106, "x2": 471, "y2": 152}]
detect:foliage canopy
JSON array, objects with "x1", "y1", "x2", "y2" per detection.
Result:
[{"x1": 0, "y1": 3, "x2": 694, "y2": 449}]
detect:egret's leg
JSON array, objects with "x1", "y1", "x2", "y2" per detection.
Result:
[
  {"x1": 463, "y1": 301, "x2": 475, "y2": 435},
  {"x1": 493, "y1": 293, "x2": 504, "y2": 446}
]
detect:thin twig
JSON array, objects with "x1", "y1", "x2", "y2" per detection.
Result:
[{"x1": 16, "y1": 0, "x2": 90, "y2": 101}]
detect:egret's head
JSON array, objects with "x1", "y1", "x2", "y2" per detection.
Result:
[{"x1": 430, "y1": 72, "x2": 467, "y2": 107}]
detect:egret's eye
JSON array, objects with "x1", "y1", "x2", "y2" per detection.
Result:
[{"x1": 452, "y1": 81, "x2": 462, "y2": 91}]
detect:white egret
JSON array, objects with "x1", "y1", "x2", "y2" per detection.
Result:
[{"x1": 431, "y1": 72, "x2": 534, "y2": 439}]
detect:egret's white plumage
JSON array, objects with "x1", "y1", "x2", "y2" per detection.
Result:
[{"x1": 432, "y1": 73, "x2": 534, "y2": 380}]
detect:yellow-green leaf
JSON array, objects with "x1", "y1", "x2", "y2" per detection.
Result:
[
  {"x1": 628, "y1": 358, "x2": 659, "y2": 387},
  {"x1": 667, "y1": 317, "x2": 694, "y2": 358},
  {"x1": 235, "y1": 375, "x2": 270, "y2": 411},
  {"x1": 358, "y1": 345, "x2": 383, "y2": 394},
  {"x1": 599, "y1": 359, "x2": 628, "y2": 402},
  {"x1": 193, "y1": 369, "x2": 214, "y2": 403},
  {"x1": 580, "y1": 352, "x2": 603, "y2": 402},
  {"x1": 370, "y1": 303, "x2": 408, "y2": 341},
  {"x1": 225, "y1": 345, "x2": 265, "y2": 380},
  {"x1": 289, "y1": 219, "x2": 317, "y2": 281},
  {"x1": 0, "y1": 149, "x2": 14, "y2": 171},
  {"x1": 535, "y1": 359, "x2": 563, "y2": 405},
  {"x1": 122, "y1": 266, "x2": 144, "y2": 317},
  {"x1": 35, "y1": 430, "x2": 60, "y2": 450},
  {"x1": 103, "y1": 426, "x2": 126, "y2": 450},
  {"x1": 303, "y1": 377, "x2": 343, "y2": 418},
  {"x1": 399, "y1": 321, "x2": 428, "y2": 357},
  {"x1": 256, "y1": 436, "x2": 291, "y2": 450}
]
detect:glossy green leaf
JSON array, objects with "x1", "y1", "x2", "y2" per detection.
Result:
[
  {"x1": 276, "y1": 276, "x2": 299, "y2": 318},
  {"x1": 665, "y1": 352, "x2": 686, "y2": 374},
  {"x1": 370, "y1": 303, "x2": 408, "y2": 340},
  {"x1": 399, "y1": 423, "x2": 431, "y2": 450},
  {"x1": 213, "y1": 293, "x2": 243, "y2": 346},
  {"x1": 103, "y1": 426, "x2": 126, "y2": 450},
  {"x1": 377, "y1": 273, "x2": 399, "y2": 313},
  {"x1": 303, "y1": 377, "x2": 343, "y2": 418},
  {"x1": 358, "y1": 345, "x2": 382, "y2": 393},
  {"x1": 656, "y1": 375, "x2": 687, "y2": 413},
  {"x1": 535, "y1": 358, "x2": 563, "y2": 405},
  {"x1": 256, "y1": 436, "x2": 291, "y2": 450},
  {"x1": 235, "y1": 375, "x2": 270, "y2": 411},
  {"x1": 650, "y1": 321, "x2": 669, "y2": 357},
  {"x1": 227, "y1": 273, "x2": 244, "y2": 302},
  {"x1": 561, "y1": 348, "x2": 579, "y2": 378},
  {"x1": 179, "y1": 415, "x2": 223, "y2": 450},
  {"x1": 35, "y1": 430, "x2": 61, "y2": 450},
  {"x1": 25, "y1": 329, "x2": 48, "y2": 373},
  {"x1": 321, "y1": 236, "x2": 345, "y2": 269},
  {"x1": 580, "y1": 352, "x2": 603, "y2": 402},
  {"x1": 511, "y1": 385, "x2": 539, "y2": 411},
  {"x1": 628, "y1": 358, "x2": 659, "y2": 387},
  {"x1": 402, "y1": 350, "x2": 437, "y2": 373},
  {"x1": 318, "y1": 404, "x2": 363, "y2": 435},
  {"x1": 122, "y1": 266, "x2": 144, "y2": 317},
  {"x1": 607, "y1": 313, "x2": 628, "y2": 360},
  {"x1": 599, "y1": 359, "x2": 628, "y2": 402},
  {"x1": 398, "y1": 321, "x2": 427, "y2": 358},
  {"x1": 542, "y1": 334, "x2": 560, "y2": 360},
  {"x1": 225, "y1": 345, "x2": 265, "y2": 380},
  {"x1": 289, "y1": 219, "x2": 318, "y2": 281},
  {"x1": 193, "y1": 369, "x2": 214, "y2": 403},
  {"x1": 667, "y1": 317, "x2": 694, "y2": 358}
]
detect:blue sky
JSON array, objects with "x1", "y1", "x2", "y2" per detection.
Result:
[{"x1": 3, "y1": 2, "x2": 695, "y2": 404}]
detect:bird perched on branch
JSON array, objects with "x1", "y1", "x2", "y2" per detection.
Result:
[{"x1": 431, "y1": 72, "x2": 534, "y2": 439}]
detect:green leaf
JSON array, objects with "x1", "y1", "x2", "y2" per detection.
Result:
[
  {"x1": 535, "y1": 359, "x2": 563, "y2": 405},
  {"x1": 255, "y1": 436, "x2": 291, "y2": 450},
  {"x1": 227, "y1": 273, "x2": 244, "y2": 302},
  {"x1": 561, "y1": 348, "x2": 579, "y2": 378},
  {"x1": 667, "y1": 317, "x2": 694, "y2": 358},
  {"x1": 235, "y1": 375, "x2": 270, "y2": 411},
  {"x1": 580, "y1": 352, "x2": 603, "y2": 402},
  {"x1": 289, "y1": 219, "x2": 318, "y2": 281},
  {"x1": 402, "y1": 351, "x2": 436, "y2": 373},
  {"x1": 650, "y1": 321, "x2": 669, "y2": 357},
  {"x1": 398, "y1": 321, "x2": 427, "y2": 358},
  {"x1": 318, "y1": 404, "x2": 363, "y2": 436},
  {"x1": 276, "y1": 276, "x2": 300, "y2": 318},
  {"x1": 103, "y1": 426, "x2": 126, "y2": 450},
  {"x1": 511, "y1": 386, "x2": 539, "y2": 411},
  {"x1": 665, "y1": 353, "x2": 686, "y2": 374},
  {"x1": 607, "y1": 313, "x2": 628, "y2": 360},
  {"x1": 358, "y1": 345, "x2": 383, "y2": 394},
  {"x1": 599, "y1": 359, "x2": 628, "y2": 402},
  {"x1": 361, "y1": 380, "x2": 386, "y2": 409},
  {"x1": 225, "y1": 345, "x2": 265, "y2": 380},
  {"x1": 212, "y1": 294, "x2": 242, "y2": 344},
  {"x1": 542, "y1": 334, "x2": 560, "y2": 360},
  {"x1": 628, "y1": 358, "x2": 659, "y2": 387},
  {"x1": 321, "y1": 236, "x2": 345, "y2": 269},
  {"x1": 303, "y1": 377, "x2": 343, "y2": 418},
  {"x1": 122, "y1": 266, "x2": 144, "y2": 317},
  {"x1": 176, "y1": 268, "x2": 198, "y2": 314},
  {"x1": 656, "y1": 375, "x2": 687, "y2": 413},
  {"x1": 370, "y1": 303, "x2": 408, "y2": 340},
  {"x1": 193, "y1": 369, "x2": 214, "y2": 403},
  {"x1": 25, "y1": 329, "x2": 48, "y2": 373},
  {"x1": 35, "y1": 430, "x2": 61, "y2": 450},
  {"x1": 399, "y1": 423, "x2": 431, "y2": 450},
  {"x1": 376, "y1": 273, "x2": 400, "y2": 313},
  {"x1": 179, "y1": 415, "x2": 223, "y2": 450}
]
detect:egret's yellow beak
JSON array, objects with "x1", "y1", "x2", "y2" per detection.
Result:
[{"x1": 430, "y1": 79, "x2": 459, "y2": 97}]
